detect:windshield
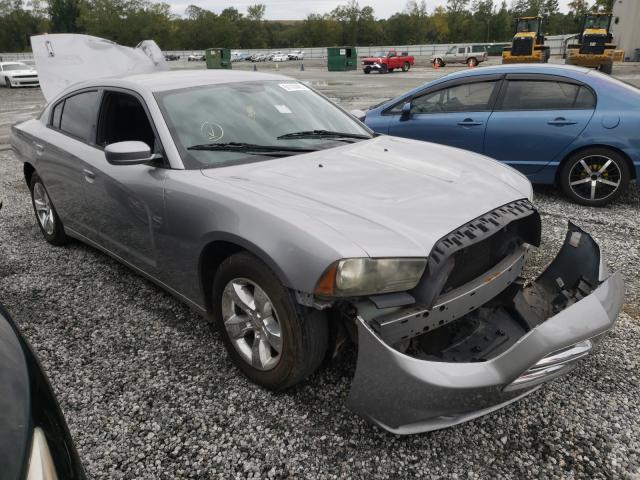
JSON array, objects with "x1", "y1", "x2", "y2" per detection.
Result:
[
  {"x1": 156, "y1": 80, "x2": 372, "y2": 169},
  {"x1": 584, "y1": 15, "x2": 610, "y2": 30},
  {"x1": 2, "y1": 63, "x2": 28, "y2": 71},
  {"x1": 516, "y1": 18, "x2": 539, "y2": 33}
]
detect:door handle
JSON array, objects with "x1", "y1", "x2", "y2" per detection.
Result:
[
  {"x1": 83, "y1": 168, "x2": 96, "y2": 183},
  {"x1": 547, "y1": 117, "x2": 577, "y2": 126},
  {"x1": 457, "y1": 118, "x2": 484, "y2": 127}
]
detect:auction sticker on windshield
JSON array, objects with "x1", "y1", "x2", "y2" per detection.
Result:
[{"x1": 279, "y1": 83, "x2": 309, "y2": 92}]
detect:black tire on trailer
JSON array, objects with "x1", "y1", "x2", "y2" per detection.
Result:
[{"x1": 363, "y1": 66, "x2": 371, "y2": 74}]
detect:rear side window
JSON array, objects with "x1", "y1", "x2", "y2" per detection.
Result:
[
  {"x1": 411, "y1": 81, "x2": 497, "y2": 114},
  {"x1": 59, "y1": 91, "x2": 99, "y2": 141},
  {"x1": 500, "y1": 80, "x2": 595, "y2": 110}
]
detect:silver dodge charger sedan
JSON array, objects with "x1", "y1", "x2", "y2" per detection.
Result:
[{"x1": 11, "y1": 34, "x2": 624, "y2": 434}]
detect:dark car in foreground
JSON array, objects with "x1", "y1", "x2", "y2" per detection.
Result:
[
  {"x1": 12, "y1": 34, "x2": 625, "y2": 434},
  {"x1": 364, "y1": 64, "x2": 640, "y2": 206},
  {"x1": 0, "y1": 203, "x2": 84, "y2": 480}
]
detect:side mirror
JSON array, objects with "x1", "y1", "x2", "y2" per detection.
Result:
[
  {"x1": 400, "y1": 101, "x2": 412, "y2": 120},
  {"x1": 105, "y1": 141, "x2": 158, "y2": 165}
]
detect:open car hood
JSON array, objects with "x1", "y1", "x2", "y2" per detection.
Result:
[{"x1": 30, "y1": 34, "x2": 168, "y2": 102}]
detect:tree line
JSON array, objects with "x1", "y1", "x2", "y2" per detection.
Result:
[{"x1": 0, "y1": 0, "x2": 614, "y2": 53}]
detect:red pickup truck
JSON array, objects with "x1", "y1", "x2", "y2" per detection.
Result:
[{"x1": 361, "y1": 49, "x2": 415, "y2": 74}]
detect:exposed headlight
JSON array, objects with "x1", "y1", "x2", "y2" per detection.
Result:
[
  {"x1": 26, "y1": 427, "x2": 59, "y2": 480},
  {"x1": 314, "y1": 258, "x2": 426, "y2": 297}
]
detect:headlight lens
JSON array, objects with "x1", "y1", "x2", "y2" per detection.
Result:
[{"x1": 315, "y1": 258, "x2": 426, "y2": 297}]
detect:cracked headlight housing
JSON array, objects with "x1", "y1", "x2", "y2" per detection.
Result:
[{"x1": 314, "y1": 258, "x2": 426, "y2": 297}]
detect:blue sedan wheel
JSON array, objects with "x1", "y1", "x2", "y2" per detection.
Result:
[{"x1": 560, "y1": 148, "x2": 630, "y2": 207}]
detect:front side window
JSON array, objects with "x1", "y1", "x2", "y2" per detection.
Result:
[
  {"x1": 500, "y1": 80, "x2": 595, "y2": 110},
  {"x1": 97, "y1": 91, "x2": 156, "y2": 150},
  {"x1": 156, "y1": 81, "x2": 371, "y2": 169},
  {"x1": 59, "y1": 91, "x2": 99, "y2": 142},
  {"x1": 457, "y1": 47, "x2": 466, "y2": 54},
  {"x1": 411, "y1": 81, "x2": 497, "y2": 114}
]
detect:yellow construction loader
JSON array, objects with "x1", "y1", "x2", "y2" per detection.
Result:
[
  {"x1": 565, "y1": 13, "x2": 615, "y2": 74},
  {"x1": 502, "y1": 16, "x2": 550, "y2": 64}
]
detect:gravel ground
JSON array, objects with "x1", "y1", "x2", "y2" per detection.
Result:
[{"x1": 1, "y1": 63, "x2": 640, "y2": 478}]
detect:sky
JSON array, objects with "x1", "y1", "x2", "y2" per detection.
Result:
[{"x1": 168, "y1": 0, "x2": 573, "y2": 19}]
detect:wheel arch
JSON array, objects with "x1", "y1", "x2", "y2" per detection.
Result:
[
  {"x1": 24, "y1": 162, "x2": 35, "y2": 187},
  {"x1": 198, "y1": 233, "x2": 293, "y2": 313},
  {"x1": 555, "y1": 144, "x2": 636, "y2": 185}
]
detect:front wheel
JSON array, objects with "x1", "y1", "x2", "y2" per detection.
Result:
[
  {"x1": 402, "y1": 62, "x2": 410, "y2": 72},
  {"x1": 380, "y1": 65, "x2": 388, "y2": 74},
  {"x1": 559, "y1": 148, "x2": 630, "y2": 206},
  {"x1": 5, "y1": 77, "x2": 12, "y2": 88},
  {"x1": 30, "y1": 172, "x2": 69, "y2": 245},
  {"x1": 212, "y1": 252, "x2": 328, "y2": 391}
]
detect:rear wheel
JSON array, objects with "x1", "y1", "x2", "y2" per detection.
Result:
[
  {"x1": 433, "y1": 58, "x2": 444, "y2": 67},
  {"x1": 467, "y1": 57, "x2": 478, "y2": 67},
  {"x1": 380, "y1": 65, "x2": 388, "y2": 74},
  {"x1": 402, "y1": 62, "x2": 410, "y2": 72},
  {"x1": 29, "y1": 172, "x2": 69, "y2": 245},
  {"x1": 560, "y1": 147, "x2": 630, "y2": 206},
  {"x1": 363, "y1": 66, "x2": 371, "y2": 74},
  {"x1": 212, "y1": 252, "x2": 329, "y2": 390}
]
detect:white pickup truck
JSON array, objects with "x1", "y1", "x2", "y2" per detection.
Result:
[{"x1": 431, "y1": 45, "x2": 488, "y2": 67}]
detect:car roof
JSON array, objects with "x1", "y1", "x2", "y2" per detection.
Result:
[
  {"x1": 67, "y1": 70, "x2": 294, "y2": 94},
  {"x1": 439, "y1": 63, "x2": 592, "y2": 82}
]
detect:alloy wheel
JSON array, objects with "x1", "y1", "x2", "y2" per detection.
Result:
[
  {"x1": 221, "y1": 278, "x2": 282, "y2": 371},
  {"x1": 568, "y1": 155, "x2": 622, "y2": 202},
  {"x1": 33, "y1": 182, "x2": 55, "y2": 235}
]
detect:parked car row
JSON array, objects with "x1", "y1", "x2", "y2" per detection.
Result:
[{"x1": 7, "y1": 35, "x2": 626, "y2": 449}]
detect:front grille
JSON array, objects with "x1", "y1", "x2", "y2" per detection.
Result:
[
  {"x1": 511, "y1": 37, "x2": 533, "y2": 56},
  {"x1": 14, "y1": 74, "x2": 37, "y2": 79},
  {"x1": 580, "y1": 34, "x2": 607, "y2": 55},
  {"x1": 415, "y1": 200, "x2": 541, "y2": 304}
]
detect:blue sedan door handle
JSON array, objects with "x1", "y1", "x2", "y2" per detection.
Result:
[
  {"x1": 457, "y1": 118, "x2": 484, "y2": 127},
  {"x1": 547, "y1": 117, "x2": 577, "y2": 126}
]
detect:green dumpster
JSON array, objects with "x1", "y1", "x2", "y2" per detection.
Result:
[
  {"x1": 327, "y1": 47, "x2": 358, "y2": 71},
  {"x1": 205, "y1": 48, "x2": 232, "y2": 69}
]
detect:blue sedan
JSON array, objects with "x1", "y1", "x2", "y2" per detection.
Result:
[{"x1": 364, "y1": 64, "x2": 640, "y2": 206}]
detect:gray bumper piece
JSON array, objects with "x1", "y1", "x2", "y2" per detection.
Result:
[{"x1": 347, "y1": 226, "x2": 625, "y2": 435}]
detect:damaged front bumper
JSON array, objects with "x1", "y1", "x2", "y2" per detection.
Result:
[{"x1": 347, "y1": 224, "x2": 624, "y2": 434}]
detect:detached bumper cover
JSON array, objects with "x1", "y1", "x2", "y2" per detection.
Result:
[{"x1": 347, "y1": 225, "x2": 624, "y2": 434}]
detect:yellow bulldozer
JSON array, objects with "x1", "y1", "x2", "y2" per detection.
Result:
[
  {"x1": 565, "y1": 13, "x2": 615, "y2": 74},
  {"x1": 502, "y1": 16, "x2": 550, "y2": 64}
]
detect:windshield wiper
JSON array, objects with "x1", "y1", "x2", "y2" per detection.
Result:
[
  {"x1": 277, "y1": 129, "x2": 371, "y2": 142},
  {"x1": 187, "y1": 142, "x2": 318, "y2": 156}
]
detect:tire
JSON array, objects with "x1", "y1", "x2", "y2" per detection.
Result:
[
  {"x1": 600, "y1": 62, "x2": 613, "y2": 74},
  {"x1": 380, "y1": 65, "x2": 388, "y2": 74},
  {"x1": 467, "y1": 57, "x2": 478, "y2": 67},
  {"x1": 402, "y1": 62, "x2": 410, "y2": 72},
  {"x1": 388, "y1": 68, "x2": 394, "y2": 73},
  {"x1": 363, "y1": 67, "x2": 371, "y2": 74},
  {"x1": 433, "y1": 58, "x2": 444, "y2": 67},
  {"x1": 5, "y1": 77, "x2": 12, "y2": 88},
  {"x1": 212, "y1": 251, "x2": 329, "y2": 391},
  {"x1": 29, "y1": 172, "x2": 69, "y2": 245},
  {"x1": 559, "y1": 147, "x2": 630, "y2": 206}
]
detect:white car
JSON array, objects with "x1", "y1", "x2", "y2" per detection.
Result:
[
  {"x1": 272, "y1": 53, "x2": 289, "y2": 62},
  {"x1": 288, "y1": 50, "x2": 304, "y2": 60},
  {"x1": 187, "y1": 53, "x2": 205, "y2": 62},
  {"x1": 0, "y1": 61, "x2": 39, "y2": 88}
]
